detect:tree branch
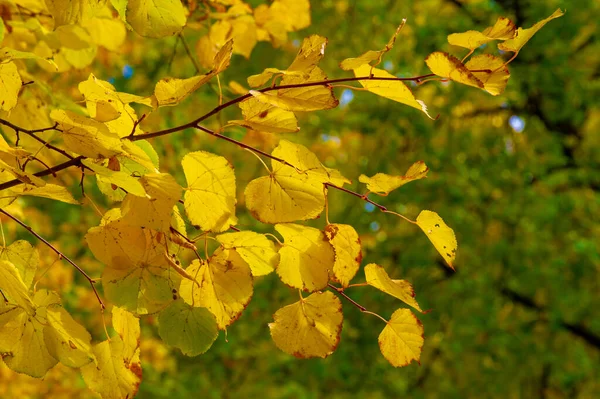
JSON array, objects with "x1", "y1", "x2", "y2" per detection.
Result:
[{"x1": 0, "y1": 208, "x2": 105, "y2": 310}]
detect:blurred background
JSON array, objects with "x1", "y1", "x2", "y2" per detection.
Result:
[{"x1": 1, "y1": 0, "x2": 598, "y2": 397}]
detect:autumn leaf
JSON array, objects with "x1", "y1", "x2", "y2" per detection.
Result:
[
  {"x1": 340, "y1": 19, "x2": 405, "y2": 70},
  {"x1": 416, "y1": 210, "x2": 457, "y2": 270},
  {"x1": 324, "y1": 224, "x2": 362, "y2": 288},
  {"x1": 359, "y1": 161, "x2": 429, "y2": 196},
  {"x1": 448, "y1": 17, "x2": 516, "y2": 50},
  {"x1": 216, "y1": 231, "x2": 279, "y2": 276},
  {"x1": 126, "y1": 0, "x2": 186, "y2": 38},
  {"x1": 378, "y1": 309, "x2": 424, "y2": 367},
  {"x1": 364, "y1": 264, "x2": 422, "y2": 312},
  {"x1": 425, "y1": 52, "x2": 483, "y2": 89},
  {"x1": 269, "y1": 291, "x2": 342, "y2": 358},
  {"x1": 498, "y1": 9, "x2": 565, "y2": 54}
]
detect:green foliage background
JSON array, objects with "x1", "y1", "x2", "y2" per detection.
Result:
[{"x1": 2, "y1": 0, "x2": 598, "y2": 397}]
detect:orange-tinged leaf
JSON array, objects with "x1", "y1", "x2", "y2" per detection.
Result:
[
  {"x1": 229, "y1": 97, "x2": 299, "y2": 133},
  {"x1": 378, "y1": 309, "x2": 424, "y2": 367},
  {"x1": 216, "y1": 231, "x2": 279, "y2": 276},
  {"x1": 498, "y1": 9, "x2": 565, "y2": 53},
  {"x1": 425, "y1": 52, "x2": 484, "y2": 89},
  {"x1": 269, "y1": 291, "x2": 342, "y2": 358},
  {"x1": 324, "y1": 224, "x2": 362, "y2": 288},
  {"x1": 182, "y1": 151, "x2": 237, "y2": 232},
  {"x1": 448, "y1": 17, "x2": 516, "y2": 50},
  {"x1": 340, "y1": 19, "x2": 405, "y2": 70},
  {"x1": 354, "y1": 65, "x2": 435, "y2": 119},
  {"x1": 275, "y1": 223, "x2": 334, "y2": 292},
  {"x1": 416, "y1": 210, "x2": 457, "y2": 270},
  {"x1": 465, "y1": 54, "x2": 510, "y2": 96},
  {"x1": 364, "y1": 264, "x2": 422, "y2": 312},
  {"x1": 359, "y1": 160, "x2": 429, "y2": 195},
  {"x1": 179, "y1": 249, "x2": 253, "y2": 330}
]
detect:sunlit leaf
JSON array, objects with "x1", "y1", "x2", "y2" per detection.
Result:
[
  {"x1": 0, "y1": 260, "x2": 34, "y2": 312},
  {"x1": 416, "y1": 210, "x2": 457, "y2": 270},
  {"x1": 44, "y1": 305, "x2": 94, "y2": 368},
  {"x1": 354, "y1": 65, "x2": 435, "y2": 119},
  {"x1": 324, "y1": 224, "x2": 361, "y2": 288},
  {"x1": 364, "y1": 264, "x2": 422, "y2": 312},
  {"x1": 112, "y1": 306, "x2": 140, "y2": 362},
  {"x1": 425, "y1": 52, "x2": 483, "y2": 89},
  {"x1": 0, "y1": 61, "x2": 21, "y2": 111},
  {"x1": 126, "y1": 0, "x2": 186, "y2": 38},
  {"x1": 448, "y1": 17, "x2": 516, "y2": 50},
  {"x1": 180, "y1": 249, "x2": 253, "y2": 329},
  {"x1": 229, "y1": 97, "x2": 299, "y2": 133},
  {"x1": 158, "y1": 299, "x2": 219, "y2": 356},
  {"x1": 0, "y1": 240, "x2": 39, "y2": 289},
  {"x1": 83, "y1": 159, "x2": 146, "y2": 197},
  {"x1": 269, "y1": 291, "x2": 342, "y2": 358},
  {"x1": 275, "y1": 223, "x2": 334, "y2": 291},
  {"x1": 182, "y1": 151, "x2": 237, "y2": 232},
  {"x1": 464, "y1": 54, "x2": 510, "y2": 96},
  {"x1": 44, "y1": 0, "x2": 106, "y2": 27},
  {"x1": 378, "y1": 308, "x2": 424, "y2": 367},
  {"x1": 498, "y1": 9, "x2": 565, "y2": 53},
  {"x1": 216, "y1": 231, "x2": 279, "y2": 276},
  {"x1": 359, "y1": 161, "x2": 429, "y2": 195}
]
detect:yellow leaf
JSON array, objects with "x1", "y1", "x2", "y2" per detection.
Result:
[
  {"x1": 425, "y1": 52, "x2": 484, "y2": 89},
  {"x1": 288, "y1": 35, "x2": 327, "y2": 73},
  {"x1": 416, "y1": 210, "x2": 457, "y2": 270},
  {"x1": 324, "y1": 224, "x2": 361, "y2": 288},
  {"x1": 249, "y1": 67, "x2": 338, "y2": 112},
  {"x1": 275, "y1": 223, "x2": 334, "y2": 291},
  {"x1": 230, "y1": 15, "x2": 257, "y2": 58},
  {"x1": 358, "y1": 160, "x2": 429, "y2": 196},
  {"x1": 81, "y1": 336, "x2": 142, "y2": 399},
  {"x1": 0, "y1": 159, "x2": 46, "y2": 187},
  {"x1": 0, "y1": 306, "x2": 58, "y2": 377},
  {"x1": 269, "y1": 291, "x2": 342, "y2": 358},
  {"x1": 0, "y1": 260, "x2": 35, "y2": 312},
  {"x1": 182, "y1": 151, "x2": 237, "y2": 232},
  {"x1": 45, "y1": 0, "x2": 106, "y2": 27},
  {"x1": 498, "y1": 9, "x2": 565, "y2": 53},
  {"x1": 179, "y1": 249, "x2": 253, "y2": 329},
  {"x1": 378, "y1": 309, "x2": 424, "y2": 367},
  {"x1": 448, "y1": 17, "x2": 516, "y2": 50},
  {"x1": 82, "y1": 159, "x2": 146, "y2": 197},
  {"x1": 0, "y1": 240, "x2": 39, "y2": 289},
  {"x1": 0, "y1": 61, "x2": 21, "y2": 111},
  {"x1": 247, "y1": 67, "x2": 288, "y2": 88},
  {"x1": 82, "y1": 10, "x2": 127, "y2": 51},
  {"x1": 364, "y1": 264, "x2": 422, "y2": 312},
  {"x1": 44, "y1": 305, "x2": 94, "y2": 368},
  {"x1": 216, "y1": 231, "x2": 279, "y2": 276},
  {"x1": 126, "y1": 0, "x2": 186, "y2": 38},
  {"x1": 229, "y1": 97, "x2": 299, "y2": 133},
  {"x1": 112, "y1": 306, "x2": 140, "y2": 362},
  {"x1": 51, "y1": 109, "x2": 123, "y2": 159},
  {"x1": 354, "y1": 65, "x2": 435, "y2": 119},
  {"x1": 121, "y1": 173, "x2": 182, "y2": 232},
  {"x1": 465, "y1": 54, "x2": 510, "y2": 96},
  {"x1": 340, "y1": 19, "x2": 405, "y2": 70},
  {"x1": 270, "y1": 0, "x2": 311, "y2": 31},
  {"x1": 245, "y1": 140, "x2": 349, "y2": 223},
  {"x1": 9, "y1": 184, "x2": 79, "y2": 204}
]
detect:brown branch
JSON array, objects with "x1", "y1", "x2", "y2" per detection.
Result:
[
  {"x1": 0, "y1": 119, "x2": 72, "y2": 160},
  {"x1": 0, "y1": 156, "x2": 84, "y2": 191},
  {"x1": 325, "y1": 182, "x2": 388, "y2": 211},
  {"x1": 328, "y1": 283, "x2": 367, "y2": 311},
  {"x1": 0, "y1": 208, "x2": 105, "y2": 310}
]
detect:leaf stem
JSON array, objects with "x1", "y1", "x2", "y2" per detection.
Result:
[
  {"x1": 328, "y1": 283, "x2": 388, "y2": 324},
  {"x1": 0, "y1": 208, "x2": 105, "y2": 310}
]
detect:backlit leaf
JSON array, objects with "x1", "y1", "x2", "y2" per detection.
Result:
[
  {"x1": 287, "y1": 35, "x2": 327, "y2": 73},
  {"x1": 81, "y1": 336, "x2": 142, "y2": 399},
  {"x1": 354, "y1": 65, "x2": 435, "y2": 119},
  {"x1": 7, "y1": 184, "x2": 79, "y2": 205},
  {"x1": 179, "y1": 249, "x2": 253, "y2": 329},
  {"x1": 0, "y1": 240, "x2": 39, "y2": 289},
  {"x1": 126, "y1": 0, "x2": 186, "y2": 38},
  {"x1": 378, "y1": 308, "x2": 424, "y2": 367},
  {"x1": 82, "y1": 159, "x2": 146, "y2": 197},
  {"x1": 44, "y1": 0, "x2": 106, "y2": 27},
  {"x1": 359, "y1": 161, "x2": 429, "y2": 195},
  {"x1": 425, "y1": 52, "x2": 484, "y2": 89},
  {"x1": 112, "y1": 306, "x2": 140, "y2": 362},
  {"x1": 182, "y1": 151, "x2": 237, "y2": 232},
  {"x1": 229, "y1": 97, "x2": 299, "y2": 133},
  {"x1": 498, "y1": 9, "x2": 565, "y2": 53},
  {"x1": 448, "y1": 17, "x2": 516, "y2": 50},
  {"x1": 0, "y1": 260, "x2": 34, "y2": 312},
  {"x1": 245, "y1": 140, "x2": 349, "y2": 224},
  {"x1": 465, "y1": 54, "x2": 510, "y2": 96},
  {"x1": 158, "y1": 299, "x2": 219, "y2": 356},
  {"x1": 216, "y1": 231, "x2": 279, "y2": 276},
  {"x1": 416, "y1": 210, "x2": 457, "y2": 270},
  {"x1": 275, "y1": 223, "x2": 334, "y2": 292},
  {"x1": 324, "y1": 224, "x2": 362, "y2": 288},
  {"x1": 0, "y1": 61, "x2": 21, "y2": 111},
  {"x1": 364, "y1": 264, "x2": 422, "y2": 312},
  {"x1": 269, "y1": 291, "x2": 342, "y2": 358},
  {"x1": 44, "y1": 305, "x2": 94, "y2": 368}
]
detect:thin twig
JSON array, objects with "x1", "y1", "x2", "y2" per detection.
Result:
[
  {"x1": 0, "y1": 208, "x2": 105, "y2": 310},
  {"x1": 328, "y1": 283, "x2": 389, "y2": 323},
  {"x1": 179, "y1": 33, "x2": 201, "y2": 74},
  {"x1": 324, "y1": 182, "x2": 388, "y2": 211}
]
